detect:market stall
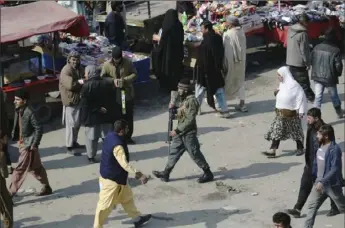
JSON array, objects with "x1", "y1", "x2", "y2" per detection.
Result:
[
  {"x1": 0, "y1": 1, "x2": 89, "y2": 120},
  {"x1": 260, "y1": 1, "x2": 344, "y2": 46},
  {"x1": 182, "y1": 1, "x2": 266, "y2": 67},
  {"x1": 58, "y1": 34, "x2": 151, "y2": 84}
]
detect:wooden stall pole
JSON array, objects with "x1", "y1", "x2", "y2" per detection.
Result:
[
  {"x1": 52, "y1": 32, "x2": 57, "y2": 77},
  {"x1": 147, "y1": 1, "x2": 151, "y2": 19}
]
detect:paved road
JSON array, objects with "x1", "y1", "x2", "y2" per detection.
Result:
[{"x1": 8, "y1": 60, "x2": 345, "y2": 227}]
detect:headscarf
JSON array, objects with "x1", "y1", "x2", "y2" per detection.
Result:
[
  {"x1": 161, "y1": 9, "x2": 180, "y2": 36},
  {"x1": 227, "y1": 15, "x2": 240, "y2": 27},
  {"x1": 276, "y1": 66, "x2": 307, "y2": 114},
  {"x1": 85, "y1": 65, "x2": 101, "y2": 80}
]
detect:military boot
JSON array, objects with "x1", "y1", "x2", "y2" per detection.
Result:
[{"x1": 197, "y1": 168, "x2": 214, "y2": 183}]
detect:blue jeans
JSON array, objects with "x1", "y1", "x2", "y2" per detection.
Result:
[
  {"x1": 195, "y1": 84, "x2": 228, "y2": 112},
  {"x1": 313, "y1": 82, "x2": 341, "y2": 109}
]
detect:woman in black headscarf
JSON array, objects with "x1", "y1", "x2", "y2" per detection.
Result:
[
  {"x1": 194, "y1": 21, "x2": 227, "y2": 114},
  {"x1": 152, "y1": 9, "x2": 184, "y2": 99}
]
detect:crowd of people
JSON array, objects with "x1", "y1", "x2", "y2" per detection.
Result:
[{"x1": 0, "y1": 4, "x2": 344, "y2": 228}]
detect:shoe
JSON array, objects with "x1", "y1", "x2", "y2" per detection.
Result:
[
  {"x1": 296, "y1": 149, "x2": 304, "y2": 156},
  {"x1": 197, "y1": 168, "x2": 214, "y2": 183},
  {"x1": 152, "y1": 170, "x2": 170, "y2": 182},
  {"x1": 35, "y1": 185, "x2": 53, "y2": 196},
  {"x1": 327, "y1": 209, "x2": 340, "y2": 217},
  {"x1": 235, "y1": 104, "x2": 248, "y2": 113},
  {"x1": 73, "y1": 142, "x2": 86, "y2": 149},
  {"x1": 262, "y1": 149, "x2": 276, "y2": 158},
  {"x1": 127, "y1": 138, "x2": 136, "y2": 145},
  {"x1": 335, "y1": 107, "x2": 345, "y2": 119},
  {"x1": 88, "y1": 157, "x2": 98, "y2": 164},
  {"x1": 286, "y1": 208, "x2": 301, "y2": 218},
  {"x1": 66, "y1": 147, "x2": 81, "y2": 156},
  {"x1": 134, "y1": 214, "x2": 152, "y2": 228},
  {"x1": 216, "y1": 112, "x2": 231, "y2": 118}
]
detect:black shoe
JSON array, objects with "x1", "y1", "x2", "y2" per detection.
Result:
[
  {"x1": 66, "y1": 147, "x2": 81, "y2": 156},
  {"x1": 296, "y1": 149, "x2": 305, "y2": 156},
  {"x1": 152, "y1": 170, "x2": 170, "y2": 182},
  {"x1": 327, "y1": 209, "x2": 340, "y2": 217},
  {"x1": 286, "y1": 208, "x2": 301, "y2": 218},
  {"x1": 134, "y1": 214, "x2": 151, "y2": 228},
  {"x1": 127, "y1": 138, "x2": 136, "y2": 145},
  {"x1": 73, "y1": 142, "x2": 86, "y2": 149},
  {"x1": 198, "y1": 169, "x2": 214, "y2": 183},
  {"x1": 88, "y1": 157, "x2": 98, "y2": 164},
  {"x1": 35, "y1": 185, "x2": 53, "y2": 196}
]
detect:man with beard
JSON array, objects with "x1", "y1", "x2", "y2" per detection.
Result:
[
  {"x1": 59, "y1": 51, "x2": 85, "y2": 156},
  {"x1": 152, "y1": 78, "x2": 214, "y2": 183},
  {"x1": 0, "y1": 88, "x2": 13, "y2": 228},
  {"x1": 304, "y1": 125, "x2": 345, "y2": 227},
  {"x1": 194, "y1": 20, "x2": 230, "y2": 118},
  {"x1": 287, "y1": 108, "x2": 339, "y2": 218},
  {"x1": 9, "y1": 89, "x2": 52, "y2": 197},
  {"x1": 101, "y1": 47, "x2": 137, "y2": 144},
  {"x1": 286, "y1": 13, "x2": 315, "y2": 102}
]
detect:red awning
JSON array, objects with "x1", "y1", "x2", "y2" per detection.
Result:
[{"x1": 0, "y1": 1, "x2": 89, "y2": 43}]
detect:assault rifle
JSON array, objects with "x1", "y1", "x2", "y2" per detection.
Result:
[{"x1": 167, "y1": 107, "x2": 177, "y2": 153}]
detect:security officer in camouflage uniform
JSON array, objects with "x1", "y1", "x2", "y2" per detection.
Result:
[{"x1": 152, "y1": 78, "x2": 214, "y2": 183}]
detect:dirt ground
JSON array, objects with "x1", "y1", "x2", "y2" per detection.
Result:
[{"x1": 6, "y1": 57, "x2": 345, "y2": 228}]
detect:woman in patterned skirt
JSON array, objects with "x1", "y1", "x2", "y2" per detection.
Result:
[{"x1": 263, "y1": 66, "x2": 308, "y2": 158}]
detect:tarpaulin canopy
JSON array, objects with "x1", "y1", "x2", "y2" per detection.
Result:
[{"x1": 0, "y1": 1, "x2": 89, "y2": 43}]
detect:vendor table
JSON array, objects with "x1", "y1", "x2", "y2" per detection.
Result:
[{"x1": 265, "y1": 16, "x2": 341, "y2": 47}]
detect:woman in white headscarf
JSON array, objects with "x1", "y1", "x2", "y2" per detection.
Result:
[
  {"x1": 263, "y1": 66, "x2": 307, "y2": 158},
  {"x1": 223, "y1": 15, "x2": 247, "y2": 112}
]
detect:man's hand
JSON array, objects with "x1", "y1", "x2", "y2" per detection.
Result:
[
  {"x1": 306, "y1": 66, "x2": 311, "y2": 71},
  {"x1": 315, "y1": 182, "x2": 323, "y2": 192},
  {"x1": 169, "y1": 130, "x2": 177, "y2": 137},
  {"x1": 169, "y1": 103, "x2": 175, "y2": 109},
  {"x1": 78, "y1": 79, "x2": 84, "y2": 85},
  {"x1": 140, "y1": 174, "x2": 149, "y2": 184},
  {"x1": 115, "y1": 79, "x2": 124, "y2": 88},
  {"x1": 30, "y1": 144, "x2": 38, "y2": 151},
  {"x1": 100, "y1": 107, "x2": 107, "y2": 114}
]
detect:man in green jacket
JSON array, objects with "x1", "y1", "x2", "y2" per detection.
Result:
[
  {"x1": 152, "y1": 78, "x2": 213, "y2": 183},
  {"x1": 101, "y1": 47, "x2": 137, "y2": 144}
]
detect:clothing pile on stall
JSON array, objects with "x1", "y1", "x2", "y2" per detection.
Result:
[
  {"x1": 59, "y1": 34, "x2": 148, "y2": 67},
  {"x1": 184, "y1": 1, "x2": 263, "y2": 42}
]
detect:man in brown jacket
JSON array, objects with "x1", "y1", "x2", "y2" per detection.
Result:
[
  {"x1": 0, "y1": 87, "x2": 13, "y2": 228},
  {"x1": 101, "y1": 47, "x2": 137, "y2": 144},
  {"x1": 59, "y1": 51, "x2": 85, "y2": 155}
]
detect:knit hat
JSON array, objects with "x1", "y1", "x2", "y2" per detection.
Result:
[
  {"x1": 14, "y1": 88, "x2": 29, "y2": 100},
  {"x1": 178, "y1": 78, "x2": 191, "y2": 90},
  {"x1": 112, "y1": 46, "x2": 123, "y2": 59}
]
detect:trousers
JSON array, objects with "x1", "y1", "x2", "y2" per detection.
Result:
[
  {"x1": 195, "y1": 84, "x2": 228, "y2": 112},
  {"x1": 63, "y1": 106, "x2": 81, "y2": 148},
  {"x1": 9, "y1": 147, "x2": 49, "y2": 195},
  {"x1": 294, "y1": 166, "x2": 337, "y2": 211},
  {"x1": 165, "y1": 131, "x2": 210, "y2": 172},
  {"x1": 304, "y1": 185, "x2": 345, "y2": 228},
  {"x1": 313, "y1": 82, "x2": 342, "y2": 110},
  {"x1": 0, "y1": 175, "x2": 13, "y2": 228},
  {"x1": 289, "y1": 66, "x2": 315, "y2": 101},
  {"x1": 94, "y1": 177, "x2": 141, "y2": 228}
]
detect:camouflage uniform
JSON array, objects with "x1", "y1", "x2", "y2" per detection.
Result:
[{"x1": 165, "y1": 94, "x2": 210, "y2": 172}]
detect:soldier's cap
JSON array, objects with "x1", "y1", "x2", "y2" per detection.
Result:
[{"x1": 178, "y1": 78, "x2": 191, "y2": 90}]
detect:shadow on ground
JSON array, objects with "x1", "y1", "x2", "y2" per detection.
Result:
[
  {"x1": 171, "y1": 162, "x2": 301, "y2": 182},
  {"x1": 19, "y1": 208, "x2": 251, "y2": 228}
]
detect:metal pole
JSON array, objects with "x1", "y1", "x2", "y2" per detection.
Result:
[
  {"x1": 147, "y1": 1, "x2": 151, "y2": 19},
  {"x1": 278, "y1": 0, "x2": 281, "y2": 12},
  {"x1": 52, "y1": 32, "x2": 57, "y2": 77}
]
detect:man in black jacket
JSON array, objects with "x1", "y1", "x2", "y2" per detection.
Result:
[
  {"x1": 287, "y1": 108, "x2": 339, "y2": 218},
  {"x1": 80, "y1": 65, "x2": 117, "y2": 164},
  {"x1": 311, "y1": 28, "x2": 344, "y2": 119},
  {"x1": 9, "y1": 89, "x2": 52, "y2": 197},
  {"x1": 104, "y1": 2, "x2": 126, "y2": 47}
]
